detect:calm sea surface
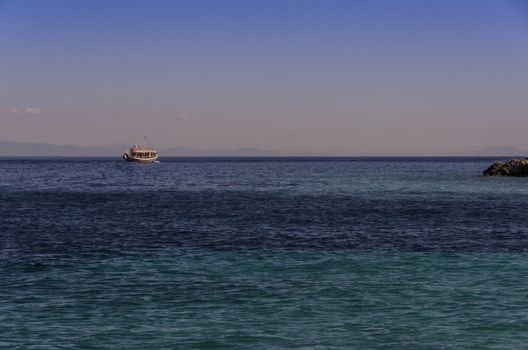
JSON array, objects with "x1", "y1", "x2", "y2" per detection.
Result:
[{"x1": 1, "y1": 157, "x2": 528, "y2": 349}]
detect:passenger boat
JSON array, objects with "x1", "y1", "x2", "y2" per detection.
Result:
[{"x1": 123, "y1": 136, "x2": 159, "y2": 163}]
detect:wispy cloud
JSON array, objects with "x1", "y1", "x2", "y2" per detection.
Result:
[
  {"x1": 175, "y1": 112, "x2": 190, "y2": 121},
  {"x1": 2, "y1": 107, "x2": 43, "y2": 118}
]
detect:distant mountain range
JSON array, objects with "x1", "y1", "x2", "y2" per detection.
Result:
[
  {"x1": 0, "y1": 140, "x2": 526, "y2": 157},
  {"x1": 0, "y1": 140, "x2": 280, "y2": 157},
  {"x1": 447, "y1": 146, "x2": 526, "y2": 157}
]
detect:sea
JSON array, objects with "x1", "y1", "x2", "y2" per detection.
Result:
[{"x1": 1, "y1": 157, "x2": 528, "y2": 349}]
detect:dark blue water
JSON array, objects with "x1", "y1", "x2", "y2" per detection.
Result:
[{"x1": 2, "y1": 157, "x2": 528, "y2": 349}]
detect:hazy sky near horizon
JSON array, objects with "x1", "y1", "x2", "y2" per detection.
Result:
[{"x1": 1, "y1": 0, "x2": 528, "y2": 154}]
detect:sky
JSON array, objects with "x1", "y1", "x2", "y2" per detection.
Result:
[{"x1": 1, "y1": 0, "x2": 528, "y2": 155}]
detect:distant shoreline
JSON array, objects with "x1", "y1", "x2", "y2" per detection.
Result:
[
  {"x1": 0, "y1": 155, "x2": 524, "y2": 160},
  {"x1": 0, "y1": 140, "x2": 525, "y2": 158}
]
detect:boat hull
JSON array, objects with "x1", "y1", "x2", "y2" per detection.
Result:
[{"x1": 123, "y1": 153, "x2": 158, "y2": 163}]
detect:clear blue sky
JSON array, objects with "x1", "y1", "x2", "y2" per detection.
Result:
[{"x1": 1, "y1": 0, "x2": 527, "y2": 154}]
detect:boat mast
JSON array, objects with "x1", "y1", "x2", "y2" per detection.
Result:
[{"x1": 144, "y1": 135, "x2": 147, "y2": 150}]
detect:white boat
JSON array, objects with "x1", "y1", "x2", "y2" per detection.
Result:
[{"x1": 123, "y1": 136, "x2": 159, "y2": 163}]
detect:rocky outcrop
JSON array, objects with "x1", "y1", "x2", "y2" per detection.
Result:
[{"x1": 483, "y1": 158, "x2": 528, "y2": 176}]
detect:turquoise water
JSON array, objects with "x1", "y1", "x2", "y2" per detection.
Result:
[{"x1": 1, "y1": 157, "x2": 528, "y2": 349}]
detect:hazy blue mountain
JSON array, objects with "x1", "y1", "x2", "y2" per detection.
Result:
[
  {"x1": 0, "y1": 141, "x2": 128, "y2": 156},
  {"x1": 449, "y1": 146, "x2": 526, "y2": 157},
  {"x1": 1, "y1": 140, "x2": 526, "y2": 157},
  {"x1": 0, "y1": 140, "x2": 279, "y2": 157}
]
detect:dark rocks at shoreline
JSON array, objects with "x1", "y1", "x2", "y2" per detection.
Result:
[{"x1": 483, "y1": 158, "x2": 528, "y2": 176}]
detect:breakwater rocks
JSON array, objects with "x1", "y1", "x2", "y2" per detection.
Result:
[{"x1": 483, "y1": 158, "x2": 528, "y2": 176}]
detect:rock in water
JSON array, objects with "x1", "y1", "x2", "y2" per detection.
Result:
[{"x1": 483, "y1": 158, "x2": 528, "y2": 176}]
